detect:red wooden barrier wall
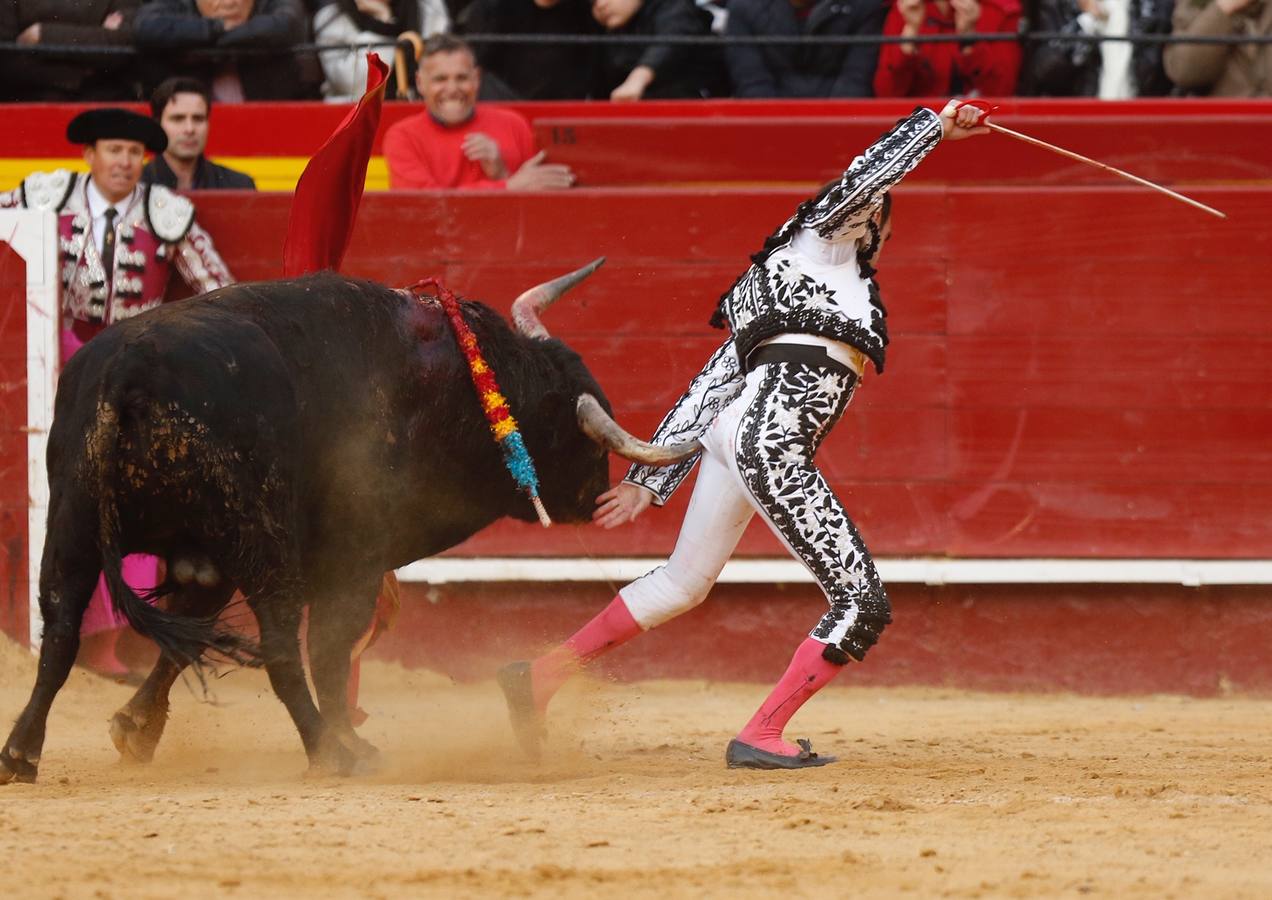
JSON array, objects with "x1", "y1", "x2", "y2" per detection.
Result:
[
  {"x1": 5, "y1": 99, "x2": 1272, "y2": 187},
  {"x1": 0, "y1": 244, "x2": 29, "y2": 646},
  {"x1": 3, "y1": 103, "x2": 1270, "y2": 692},
  {"x1": 186, "y1": 185, "x2": 1272, "y2": 561},
  {"x1": 529, "y1": 114, "x2": 1272, "y2": 186},
  {"x1": 4, "y1": 98, "x2": 1271, "y2": 154}
]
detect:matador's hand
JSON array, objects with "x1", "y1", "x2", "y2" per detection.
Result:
[
  {"x1": 594, "y1": 482, "x2": 654, "y2": 529},
  {"x1": 939, "y1": 99, "x2": 991, "y2": 140}
]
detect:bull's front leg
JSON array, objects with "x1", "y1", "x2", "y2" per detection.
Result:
[
  {"x1": 306, "y1": 577, "x2": 382, "y2": 775},
  {"x1": 110, "y1": 575, "x2": 237, "y2": 764}
]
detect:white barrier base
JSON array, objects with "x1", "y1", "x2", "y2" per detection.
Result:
[{"x1": 396, "y1": 557, "x2": 1272, "y2": 588}]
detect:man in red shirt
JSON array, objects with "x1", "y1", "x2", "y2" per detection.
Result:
[
  {"x1": 873, "y1": 0, "x2": 1022, "y2": 97},
  {"x1": 384, "y1": 34, "x2": 575, "y2": 190}
]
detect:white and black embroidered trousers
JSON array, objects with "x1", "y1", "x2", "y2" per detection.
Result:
[{"x1": 620, "y1": 350, "x2": 890, "y2": 663}]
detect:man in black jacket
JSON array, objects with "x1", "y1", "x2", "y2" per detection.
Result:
[
  {"x1": 590, "y1": 0, "x2": 722, "y2": 100},
  {"x1": 134, "y1": 0, "x2": 314, "y2": 100},
  {"x1": 0, "y1": 0, "x2": 143, "y2": 101},
  {"x1": 725, "y1": 0, "x2": 888, "y2": 98},
  {"x1": 142, "y1": 77, "x2": 257, "y2": 191},
  {"x1": 457, "y1": 0, "x2": 599, "y2": 99}
]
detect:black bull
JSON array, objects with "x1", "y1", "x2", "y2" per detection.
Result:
[{"x1": 0, "y1": 263, "x2": 695, "y2": 783}]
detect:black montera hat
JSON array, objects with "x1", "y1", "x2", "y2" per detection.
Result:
[{"x1": 66, "y1": 108, "x2": 168, "y2": 153}]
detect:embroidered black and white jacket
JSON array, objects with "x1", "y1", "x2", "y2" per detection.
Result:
[
  {"x1": 626, "y1": 107, "x2": 943, "y2": 504},
  {"x1": 722, "y1": 106, "x2": 942, "y2": 373}
]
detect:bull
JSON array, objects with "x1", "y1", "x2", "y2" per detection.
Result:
[{"x1": 0, "y1": 261, "x2": 694, "y2": 783}]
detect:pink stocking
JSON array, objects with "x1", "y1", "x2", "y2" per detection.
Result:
[
  {"x1": 735, "y1": 638, "x2": 844, "y2": 757},
  {"x1": 529, "y1": 594, "x2": 642, "y2": 713}
]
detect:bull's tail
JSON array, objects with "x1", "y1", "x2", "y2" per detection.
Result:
[{"x1": 92, "y1": 395, "x2": 261, "y2": 669}]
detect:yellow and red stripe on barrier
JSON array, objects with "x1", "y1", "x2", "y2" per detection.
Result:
[{"x1": 1, "y1": 157, "x2": 391, "y2": 194}]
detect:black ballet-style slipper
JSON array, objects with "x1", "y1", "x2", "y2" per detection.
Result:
[
  {"x1": 496, "y1": 661, "x2": 545, "y2": 762},
  {"x1": 725, "y1": 738, "x2": 837, "y2": 770}
]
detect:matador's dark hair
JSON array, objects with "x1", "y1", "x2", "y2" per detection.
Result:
[{"x1": 708, "y1": 189, "x2": 893, "y2": 330}]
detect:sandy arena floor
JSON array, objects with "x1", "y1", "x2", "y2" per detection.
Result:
[{"x1": 0, "y1": 636, "x2": 1269, "y2": 899}]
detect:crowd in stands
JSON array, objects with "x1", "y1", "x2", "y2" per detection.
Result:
[{"x1": 0, "y1": 0, "x2": 1269, "y2": 103}]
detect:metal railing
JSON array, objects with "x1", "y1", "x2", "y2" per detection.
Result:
[{"x1": 2, "y1": 30, "x2": 1271, "y2": 62}]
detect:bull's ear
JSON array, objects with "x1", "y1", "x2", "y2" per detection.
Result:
[{"x1": 576, "y1": 394, "x2": 699, "y2": 467}]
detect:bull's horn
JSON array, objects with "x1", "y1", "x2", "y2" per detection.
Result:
[
  {"x1": 511, "y1": 257, "x2": 606, "y2": 339},
  {"x1": 576, "y1": 394, "x2": 699, "y2": 467}
]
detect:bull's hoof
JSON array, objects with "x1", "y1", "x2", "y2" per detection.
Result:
[
  {"x1": 309, "y1": 734, "x2": 358, "y2": 778},
  {"x1": 343, "y1": 730, "x2": 380, "y2": 760},
  {"x1": 336, "y1": 731, "x2": 382, "y2": 776},
  {"x1": 303, "y1": 759, "x2": 341, "y2": 780},
  {"x1": 326, "y1": 751, "x2": 381, "y2": 777},
  {"x1": 109, "y1": 707, "x2": 166, "y2": 764},
  {"x1": 346, "y1": 742, "x2": 382, "y2": 777},
  {"x1": 309, "y1": 731, "x2": 381, "y2": 777},
  {"x1": 0, "y1": 747, "x2": 38, "y2": 784}
]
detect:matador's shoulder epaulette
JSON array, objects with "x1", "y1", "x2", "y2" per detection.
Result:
[{"x1": 144, "y1": 182, "x2": 195, "y2": 243}]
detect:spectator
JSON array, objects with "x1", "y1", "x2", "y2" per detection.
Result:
[
  {"x1": 590, "y1": 0, "x2": 722, "y2": 100},
  {"x1": 695, "y1": 0, "x2": 726, "y2": 33},
  {"x1": 312, "y1": 0, "x2": 450, "y2": 102},
  {"x1": 0, "y1": 1, "x2": 142, "y2": 102},
  {"x1": 1128, "y1": 0, "x2": 1176, "y2": 95},
  {"x1": 383, "y1": 34, "x2": 575, "y2": 188},
  {"x1": 1021, "y1": 0, "x2": 1104, "y2": 94},
  {"x1": 874, "y1": 0, "x2": 1023, "y2": 96},
  {"x1": 134, "y1": 0, "x2": 313, "y2": 101},
  {"x1": 725, "y1": 0, "x2": 889, "y2": 98},
  {"x1": 1022, "y1": 0, "x2": 1175, "y2": 96},
  {"x1": 142, "y1": 77, "x2": 256, "y2": 190},
  {"x1": 457, "y1": 0, "x2": 599, "y2": 99},
  {"x1": 1164, "y1": 0, "x2": 1271, "y2": 96},
  {"x1": 0, "y1": 109, "x2": 233, "y2": 680}
]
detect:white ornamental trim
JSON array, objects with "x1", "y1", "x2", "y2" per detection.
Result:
[
  {"x1": 146, "y1": 184, "x2": 194, "y2": 243},
  {"x1": 21, "y1": 170, "x2": 75, "y2": 212}
]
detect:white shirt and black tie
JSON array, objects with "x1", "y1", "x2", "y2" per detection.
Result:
[{"x1": 84, "y1": 178, "x2": 140, "y2": 286}]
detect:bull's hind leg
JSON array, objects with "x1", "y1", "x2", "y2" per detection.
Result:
[
  {"x1": 307, "y1": 578, "x2": 381, "y2": 773},
  {"x1": 249, "y1": 597, "x2": 356, "y2": 776},
  {"x1": 1, "y1": 540, "x2": 100, "y2": 784},
  {"x1": 110, "y1": 578, "x2": 237, "y2": 764}
]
